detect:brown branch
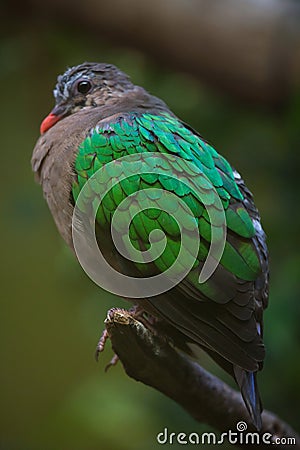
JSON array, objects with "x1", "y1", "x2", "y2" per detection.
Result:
[
  {"x1": 104, "y1": 308, "x2": 300, "y2": 449},
  {"x1": 22, "y1": 0, "x2": 300, "y2": 105}
]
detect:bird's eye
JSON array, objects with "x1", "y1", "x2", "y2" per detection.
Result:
[{"x1": 76, "y1": 80, "x2": 92, "y2": 94}]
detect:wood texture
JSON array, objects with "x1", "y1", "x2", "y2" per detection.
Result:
[{"x1": 104, "y1": 308, "x2": 300, "y2": 449}]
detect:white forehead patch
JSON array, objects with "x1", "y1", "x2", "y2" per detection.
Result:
[{"x1": 53, "y1": 69, "x2": 90, "y2": 102}]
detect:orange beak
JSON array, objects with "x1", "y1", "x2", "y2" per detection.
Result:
[{"x1": 40, "y1": 104, "x2": 68, "y2": 134}]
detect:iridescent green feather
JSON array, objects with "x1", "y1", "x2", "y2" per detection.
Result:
[{"x1": 72, "y1": 113, "x2": 260, "y2": 289}]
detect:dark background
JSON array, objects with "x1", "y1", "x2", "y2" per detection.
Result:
[{"x1": 1, "y1": 1, "x2": 300, "y2": 449}]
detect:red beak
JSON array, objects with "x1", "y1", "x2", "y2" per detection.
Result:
[
  {"x1": 40, "y1": 104, "x2": 68, "y2": 135},
  {"x1": 40, "y1": 113, "x2": 61, "y2": 134}
]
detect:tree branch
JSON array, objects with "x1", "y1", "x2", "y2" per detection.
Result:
[
  {"x1": 23, "y1": 0, "x2": 300, "y2": 106},
  {"x1": 104, "y1": 308, "x2": 300, "y2": 449}
]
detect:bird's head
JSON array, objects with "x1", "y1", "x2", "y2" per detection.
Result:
[{"x1": 40, "y1": 62, "x2": 134, "y2": 134}]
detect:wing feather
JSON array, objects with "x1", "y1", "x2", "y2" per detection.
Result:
[{"x1": 72, "y1": 111, "x2": 268, "y2": 371}]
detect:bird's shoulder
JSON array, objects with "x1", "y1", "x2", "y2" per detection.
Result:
[
  {"x1": 72, "y1": 111, "x2": 263, "y2": 279},
  {"x1": 73, "y1": 110, "x2": 243, "y2": 204}
]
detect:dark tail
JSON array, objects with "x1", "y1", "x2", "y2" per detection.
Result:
[{"x1": 234, "y1": 367, "x2": 262, "y2": 431}]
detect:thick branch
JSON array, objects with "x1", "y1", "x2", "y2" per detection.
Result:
[
  {"x1": 23, "y1": 0, "x2": 300, "y2": 105},
  {"x1": 104, "y1": 308, "x2": 299, "y2": 449}
]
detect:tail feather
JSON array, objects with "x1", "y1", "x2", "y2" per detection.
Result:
[{"x1": 234, "y1": 366, "x2": 262, "y2": 431}]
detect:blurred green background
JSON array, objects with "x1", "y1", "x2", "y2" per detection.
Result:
[{"x1": 1, "y1": 3, "x2": 300, "y2": 450}]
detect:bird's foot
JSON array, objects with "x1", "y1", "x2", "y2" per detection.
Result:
[
  {"x1": 95, "y1": 307, "x2": 122, "y2": 362},
  {"x1": 95, "y1": 328, "x2": 110, "y2": 362},
  {"x1": 95, "y1": 306, "x2": 159, "y2": 369},
  {"x1": 95, "y1": 307, "x2": 132, "y2": 369},
  {"x1": 104, "y1": 353, "x2": 119, "y2": 372},
  {"x1": 95, "y1": 324, "x2": 120, "y2": 371}
]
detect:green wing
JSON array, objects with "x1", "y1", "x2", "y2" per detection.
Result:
[
  {"x1": 72, "y1": 111, "x2": 266, "y2": 370},
  {"x1": 73, "y1": 112, "x2": 260, "y2": 284}
]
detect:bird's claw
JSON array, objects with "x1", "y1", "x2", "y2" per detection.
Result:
[
  {"x1": 95, "y1": 328, "x2": 110, "y2": 362},
  {"x1": 95, "y1": 306, "x2": 157, "y2": 369},
  {"x1": 95, "y1": 328, "x2": 120, "y2": 370},
  {"x1": 105, "y1": 354, "x2": 119, "y2": 372}
]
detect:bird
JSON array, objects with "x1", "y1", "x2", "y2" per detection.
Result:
[{"x1": 32, "y1": 62, "x2": 269, "y2": 430}]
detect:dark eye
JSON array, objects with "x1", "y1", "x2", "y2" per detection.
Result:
[{"x1": 76, "y1": 80, "x2": 92, "y2": 94}]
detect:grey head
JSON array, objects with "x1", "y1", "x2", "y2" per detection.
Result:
[{"x1": 40, "y1": 62, "x2": 136, "y2": 133}]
